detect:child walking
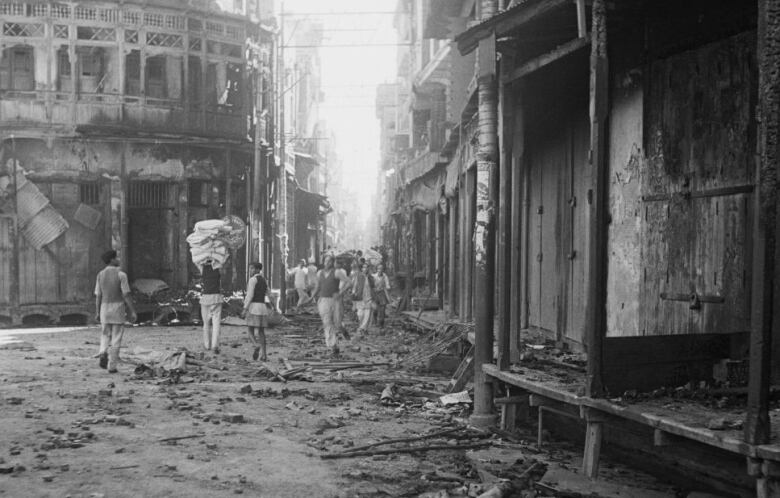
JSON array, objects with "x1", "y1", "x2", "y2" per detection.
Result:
[{"x1": 242, "y1": 262, "x2": 275, "y2": 361}]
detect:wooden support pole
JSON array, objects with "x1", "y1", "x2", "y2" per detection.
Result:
[
  {"x1": 582, "y1": 421, "x2": 603, "y2": 478},
  {"x1": 464, "y1": 166, "x2": 476, "y2": 321},
  {"x1": 745, "y1": 0, "x2": 779, "y2": 446},
  {"x1": 120, "y1": 141, "x2": 129, "y2": 274},
  {"x1": 584, "y1": 0, "x2": 608, "y2": 398},
  {"x1": 448, "y1": 196, "x2": 458, "y2": 316},
  {"x1": 509, "y1": 87, "x2": 524, "y2": 362},
  {"x1": 8, "y1": 138, "x2": 20, "y2": 324},
  {"x1": 459, "y1": 174, "x2": 467, "y2": 317},
  {"x1": 437, "y1": 208, "x2": 445, "y2": 309},
  {"x1": 471, "y1": 27, "x2": 498, "y2": 427},
  {"x1": 496, "y1": 61, "x2": 512, "y2": 371}
]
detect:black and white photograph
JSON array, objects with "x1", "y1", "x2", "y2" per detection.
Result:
[{"x1": 0, "y1": 0, "x2": 778, "y2": 496}]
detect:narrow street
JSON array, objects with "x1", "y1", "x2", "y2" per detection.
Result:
[{"x1": 1, "y1": 312, "x2": 680, "y2": 498}]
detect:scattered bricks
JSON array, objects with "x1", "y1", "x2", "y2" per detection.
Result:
[
  {"x1": 5, "y1": 397, "x2": 23, "y2": 405},
  {"x1": 206, "y1": 443, "x2": 218, "y2": 450},
  {"x1": 98, "y1": 389, "x2": 113, "y2": 397},
  {"x1": 42, "y1": 475, "x2": 54, "y2": 482},
  {"x1": 223, "y1": 413, "x2": 245, "y2": 424},
  {"x1": 115, "y1": 418, "x2": 133, "y2": 427}
]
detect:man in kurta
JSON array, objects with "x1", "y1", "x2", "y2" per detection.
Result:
[
  {"x1": 94, "y1": 250, "x2": 137, "y2": 373},
  {"x1": 311, "y1": 255, "x2": 351, "y2": 356}
]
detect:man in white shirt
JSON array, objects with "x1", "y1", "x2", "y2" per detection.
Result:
[{"x1": 289, "y1": 259, "x2": 310, "y2": 312}]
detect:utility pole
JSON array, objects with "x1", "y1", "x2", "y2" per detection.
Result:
[
  {"x1": 471, "y1": 0, "x2": 499, "y2": 428},
  {"x1": 277, "y1": 0, "x2": 288, "y2": 312}
]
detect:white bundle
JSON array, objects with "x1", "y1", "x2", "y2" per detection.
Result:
[{"x1": 188, "y1": 219, "x2": 231, "y2": 270}]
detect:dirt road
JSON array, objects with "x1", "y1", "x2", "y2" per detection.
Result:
[{"x1": 0, "y1": 314, "x2": 680, "y2": 498}]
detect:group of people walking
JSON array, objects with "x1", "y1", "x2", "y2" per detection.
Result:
[
  {"x1": 292, "y1": 253, "x2": 391, "y2": 356},
  {"x1": 92, "y1": 248, "x2": 391, "y2": 374}
]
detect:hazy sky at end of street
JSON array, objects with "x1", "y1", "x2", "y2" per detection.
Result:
[{"x1": 280, "y1": 0, "x2": 398, "y2": 224}]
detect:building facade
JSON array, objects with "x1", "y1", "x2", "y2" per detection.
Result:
[{"x1": 0, "y1": 0, "x2": 275, "y2": 325}]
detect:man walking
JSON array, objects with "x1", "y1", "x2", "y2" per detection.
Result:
[
  {"x1": 311, "y1": 255, "x2": 351, "y2": 356},
  {"x1": 200, "y1": 263, "x2": 223, "y2": 353},
  {"x1": 94, "y1": 250, "x2": 136, "y2": 373},
  {"x1": 289, "y1": 259, "x2": 310, "y2": 312}
]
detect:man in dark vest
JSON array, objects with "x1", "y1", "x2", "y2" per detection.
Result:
[
  {"x1": 200, "y1": 263, "x2": 223, "y2": 354},
  {"x1": 311, "y1": 254, "x2": 352, "y2": 356}
]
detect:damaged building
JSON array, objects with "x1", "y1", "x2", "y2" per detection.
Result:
[
  {"x1": 379, "y1": 0, "x2": 780, "y2": 494},
  {"x1": 0, "y1": 0, "x2": 275, "y2": 325}
]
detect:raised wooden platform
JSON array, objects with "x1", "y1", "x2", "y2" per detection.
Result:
[{"x1": 484, "y1": 363, "x2": 780, "y2": 491}]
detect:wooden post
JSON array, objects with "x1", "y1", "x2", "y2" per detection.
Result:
[
  {"x1": 582, "y1": 421, "x2": 603, "y2": 478},
  {"x1": 8, "y1": 138, "x2": 20, "y2": 324},
  {"x1": 471, "y1": 23, "x2": 499, "y2": 427},
  {"x1": 584, "y1": 0, "x2": 608, "y2": 398},
  {"x1": 459, "y1": 174, "x2": 467, "y2": 317},
  {"x1": 448, "y1": 196, "x2": 458, "y2": 316},
  {"x1": 464, "y1": 166, "x2": 476, "y2": 321},
  {"x1": 119, "y1": 141, "x2": 129, "y2": 275},
  {"x1": 510, "y1": 88, "x2": 524, "y2": 362},
  {"x1": 497, "y1": 62, "x2": 513, "y2": 370},
  {"x1": 176, "y1": 180, "x2": 188, "y2": 289},
  {"x1": 745, "y1": 0, "x2": 779, "y2": 446},
  {"x1": 437, "y1": 208, "x2": 445, "y2": 309}
]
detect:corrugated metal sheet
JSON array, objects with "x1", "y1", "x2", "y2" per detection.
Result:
[
  {"x1": 14, "y1": 174, "x2": 69, "y2": 250},
  {"x1": 15, "y1": 173, "x2": 49, "y2": 224},
  {"x1": 21, "y1": 205, "x2": 69, "y2": 250}
]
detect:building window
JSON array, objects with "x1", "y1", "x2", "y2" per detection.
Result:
[
  {"x1": 58, "y1": 48, "x2": 71, "y2": 77},
  {"x1": 125, "y1": 50, "x2": 140, "y2": 96},
  {"x1": 145, "y1": 55, "x2": 166, "y2": 99},
  {"x1": 188, "y1": 180, "x2": 209, "y2": 207},
  {"x1": 128, "y1": 182, "x2": 173, "y2": 208},
  {"x1": 0, "y1": 45, "x2": 35, "y2": 91},
  {"x1": 80, "y1": 52, "x2": 101, "y2": 77},
  {"x1": 79, "y1": 183, "x2": 100, "y2": 205}
]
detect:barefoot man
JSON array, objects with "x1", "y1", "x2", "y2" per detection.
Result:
[{"x1": 94, "y1": 250, "x2": 136, "y2": 373}]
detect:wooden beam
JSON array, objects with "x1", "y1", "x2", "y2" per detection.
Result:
[
  {"x1": 584, "y1": 0, "x2": 607, "y2": 398},
  {"x1": 745, "y1": 0, "x2": 779, "y2": 446},
  {"x1": 457, "y1": 0, "x2": 571, "y2": 55},
  {"x1": 502, "y1": 36, "x2": 590, "y2": 84}
]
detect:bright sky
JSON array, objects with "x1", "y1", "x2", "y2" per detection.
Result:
[{"x1": 280, "y1": 0, "x2": 398, "y2": 225}]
